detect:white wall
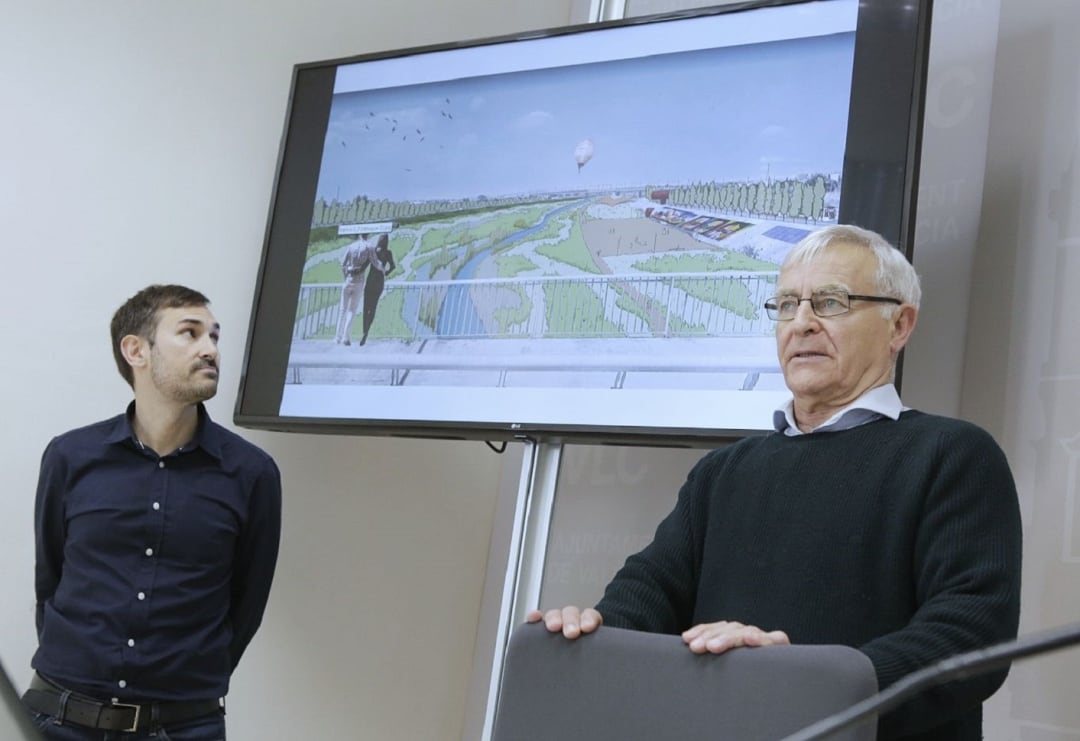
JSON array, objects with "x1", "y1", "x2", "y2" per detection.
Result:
[
  {"x1": 902, "y1": 0, "x2": 1002, "y2": 416},
  {"x1": 0, "y1": 2, "x2": 571, "y2": 740},
  {"x1": 961, "y1": 1, "x2": 1080, "y2": 736},
  {"x1": 3, "y1": 1, "x2": 1079, "y2": 739}
]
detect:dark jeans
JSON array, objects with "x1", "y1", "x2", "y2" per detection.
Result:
[{"x1": 28, "y1": 708, "x2": 226, "y2": 741}]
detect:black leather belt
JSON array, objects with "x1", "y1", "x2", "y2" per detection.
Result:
[{"x1": 22, "y1": 674, "x2": 222, "y2": 733}]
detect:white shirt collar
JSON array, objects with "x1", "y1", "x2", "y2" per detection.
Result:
[{"x1": 773, "y1": 384, "x2": 906, "y2": 436}]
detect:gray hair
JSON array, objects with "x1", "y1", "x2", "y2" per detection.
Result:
[{"x1": 781, "y1": 224, "x2": 921, "y2": 312}]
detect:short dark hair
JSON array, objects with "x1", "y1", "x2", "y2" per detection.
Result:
[{"x1": 110, "y1": 284, "x2": 211, "y2": 387}]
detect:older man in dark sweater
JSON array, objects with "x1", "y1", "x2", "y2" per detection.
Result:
[{"x1": 528, "y1": 224, "x2": 1022, "y2": 740}]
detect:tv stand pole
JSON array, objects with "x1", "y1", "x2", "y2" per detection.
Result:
[{"x1": 475, "y1": 439, "x2": 563, "y2": 741}]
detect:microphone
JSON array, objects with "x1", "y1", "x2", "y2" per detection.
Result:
[{"x1": 779, "y1": 621, "x2": 1080, "y2": 741}]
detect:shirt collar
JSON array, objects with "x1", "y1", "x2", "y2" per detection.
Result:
[
  {"x1": 773, "y1": 384, "x2": 905, "y2": 436},
  {"x1": 106, "y1": 401, "x2": 223, "y2": 459}
]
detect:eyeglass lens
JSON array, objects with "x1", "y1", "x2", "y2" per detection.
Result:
[{"x1": 766, "y1": 292, "x2": 850, "y2": 320}]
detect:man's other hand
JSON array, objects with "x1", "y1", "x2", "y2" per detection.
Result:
[
  {"x1": 525, "y1": 606, "x2": 603, "y2": 639},
  {"x1": 682, "y1": 620, "x2": 790, "y2": 654}
]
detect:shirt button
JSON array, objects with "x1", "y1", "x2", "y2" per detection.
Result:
[
  {"x1": 127, "y1": 639, "x2": 135, "y2": 647},
  {"x1": 145, "y1": 548, "x2": 154, "y2": 557},
  {"x1": 152, "y1": 502, "x2": 160, "y2": 511},
  {"x1": 137, "y1": 592, "x2": 146, "y2": 600},
  {"x1": 118, "y1": 680, "x2": 127, "y2": 689},
  {"x1": 158, "y1": 461, "x2": 165, "y2": 469}
]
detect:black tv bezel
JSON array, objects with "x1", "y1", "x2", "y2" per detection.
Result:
[{"x1": 234, "y1": 0, "x2": 933, "y2": 447}]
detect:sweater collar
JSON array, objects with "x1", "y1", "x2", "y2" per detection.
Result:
[{"x1": 773, "y1": 384, "x2": 905, "y2": 436}]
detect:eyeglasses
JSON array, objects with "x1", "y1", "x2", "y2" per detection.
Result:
[{"x1": 763, "y1": 290, "x2": 901, "y2": 321}]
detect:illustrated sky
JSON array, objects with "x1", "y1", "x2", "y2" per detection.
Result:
[{"x1": 315, "y1": 32, "x2": 855, "y2": 204}]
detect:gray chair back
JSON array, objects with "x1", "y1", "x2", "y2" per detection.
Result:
[{"x1": 491, "y1": 622, "x2": 877, "y2": 741}]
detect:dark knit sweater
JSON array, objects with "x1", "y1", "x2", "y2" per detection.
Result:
[{"x1": 595, "y1": 410, "x2": 1022, "y2": 740}]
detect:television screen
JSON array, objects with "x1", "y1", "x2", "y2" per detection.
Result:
[{"x1": 236, "y1": 0, "x2": 931, "y2": 444}]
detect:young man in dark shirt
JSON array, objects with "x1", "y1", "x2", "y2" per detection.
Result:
[
  {"x1": 23, "y1": 284, "x2": 282, "y2": 740},
  {"x1": 528, "y1": 225, "x2": 1022, "y2": 741}
]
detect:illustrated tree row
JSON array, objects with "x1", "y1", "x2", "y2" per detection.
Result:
[{"x1": 648, "y1": 175, "x2": 834, "y2": 223}]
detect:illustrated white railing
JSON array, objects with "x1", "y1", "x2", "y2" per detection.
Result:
[
  {"x1": 294, "y1": 272, "x2": 778, "y2": 341},
  {"x1": 285, "y1": 350, "x2": 781, "y2": 389}
]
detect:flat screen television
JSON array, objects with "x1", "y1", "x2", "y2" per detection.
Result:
[{"x1": 235, "y1": 0, "x2": 932, "y2": 445}]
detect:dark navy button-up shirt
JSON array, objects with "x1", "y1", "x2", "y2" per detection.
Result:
[{"x1": 32, "y1": 403, "x2": 282, "y2": 702}]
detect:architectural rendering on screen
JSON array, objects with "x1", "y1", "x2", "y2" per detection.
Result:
[{"x1": 279, "y1": 7, "x2": 857, "y2": 431}]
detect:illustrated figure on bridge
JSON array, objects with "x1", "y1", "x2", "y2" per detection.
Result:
[
  {"x1": 359, "y1": 233, "x2": 396, "y2": 346},
  {"x1": 334, "y1": 233, "x2": 377, "y2": 345}
]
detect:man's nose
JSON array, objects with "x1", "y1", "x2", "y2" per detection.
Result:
[{"x1": 790, "y1": 298, "x2": 820, "y2": 329}]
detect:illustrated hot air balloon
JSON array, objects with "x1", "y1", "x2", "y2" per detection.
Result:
[{"x1": 574, "y1": 139, "x2": 594, "y2": 173}]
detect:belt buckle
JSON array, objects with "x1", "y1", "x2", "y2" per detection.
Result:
[{"x1": 111, "y1": 701, "x2": 141, "y2": 733}]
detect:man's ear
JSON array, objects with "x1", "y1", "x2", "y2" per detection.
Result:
[
  {"x1": 889, "y1": 304, "x2": 918, "y2": 356},
  {"x1": 119, "y1": 334, "x2": 149, "y2": 372}
]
